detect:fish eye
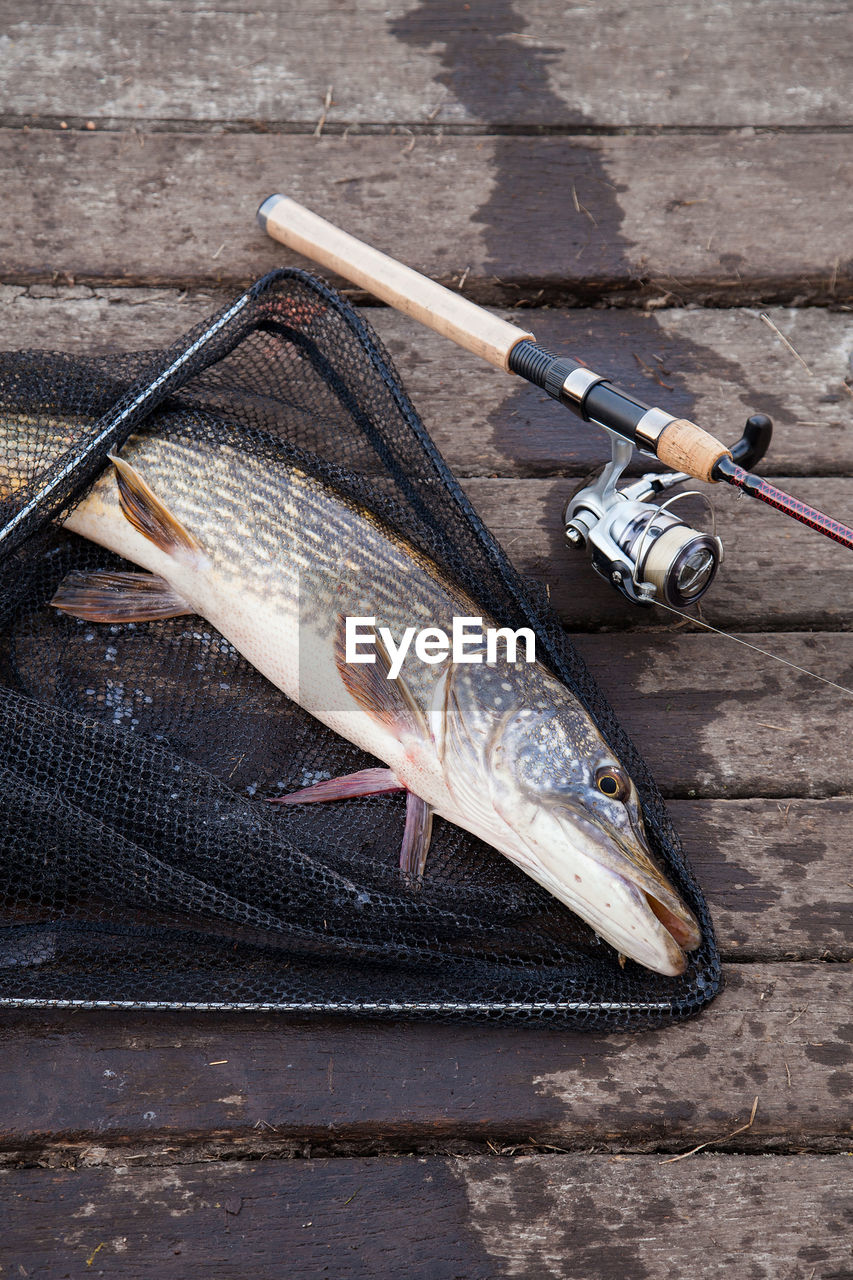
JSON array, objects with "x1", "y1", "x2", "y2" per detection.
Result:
[{"x1": 594, "y1": 767, "x2": 629, "y2": 801}]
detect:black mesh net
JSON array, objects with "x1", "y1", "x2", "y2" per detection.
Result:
[{"x1": 0, "y1": 270, "x2": 720, "y2": 1027}]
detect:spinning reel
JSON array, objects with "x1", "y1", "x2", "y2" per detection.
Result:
[
  {"x1": 256, "y1": 195, "x2": 853, "y2": 603},
  {"x1": 563, "y1": 415, "x2": 773, "y2": 608}
]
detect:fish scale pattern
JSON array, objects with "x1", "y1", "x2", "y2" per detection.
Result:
[{"x1": 0, "y1": 270, "x2": 720, "y2": 1027}]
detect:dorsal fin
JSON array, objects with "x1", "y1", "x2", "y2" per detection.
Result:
[{"x1": 108, "y1": 451, "x2": 203, "y2": 557}]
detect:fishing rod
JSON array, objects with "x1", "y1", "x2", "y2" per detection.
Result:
[{"x1": 258, "y1": 194, "x2": 853, "y2": 611}]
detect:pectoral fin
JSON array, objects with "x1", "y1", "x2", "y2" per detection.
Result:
[
  {"x1": 269, "y1": 758, "x2": 435, "y2": 888},
  {"x1": 109, "y1": 451, "x2": 203, "y2": 557},
  {"x1": 51, "y1": 570, "x2": 195, "y2": 622},
  {"x1": 333, "y1": 613, "x2": 428, "y2": 742}
]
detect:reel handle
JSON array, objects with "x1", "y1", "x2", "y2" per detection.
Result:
[
  {"x1": 258, "y1": 194, "x2": 534, "y2": 371},
  {"x1": 730, "y1": 414, "x2": 773, "y2": 469}
]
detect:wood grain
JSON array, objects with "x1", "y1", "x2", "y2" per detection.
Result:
[
  {"x1": 3, "y1": 290, "x2": 851, "y2": 478},
  {"x1": 463, "y1": 476, "x2": 853, "y2": 631},
  {"x1": 0, "y1": 965, "x2": 848, "y2": 1153},
  {"x1": 456, "y1": 1154, "x2": 853, "y2": 1279},
  {"x1": 669, "y1": 798, "x2": 851, "y2": 959},
  {"x1": 1, "y1": 132, "x2": 851, "y2": 304},
  {"x1": 2, "y1": 1153, "x2": 850, "y2": 1279},
  {"x1": 1, "y1": 0, "x2": 850, "y2": 127},
  {"x1": 572, "y1": 631, "x2": 853, "y2": 799}
]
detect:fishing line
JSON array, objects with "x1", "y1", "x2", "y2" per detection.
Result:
[{"x1": 654, "y1": 600, "x2": 853, "y2": 699}]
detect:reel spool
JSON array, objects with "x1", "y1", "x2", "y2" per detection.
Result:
[{"x1": 563, "y1": 416, "x2": 773, "y2": 608}]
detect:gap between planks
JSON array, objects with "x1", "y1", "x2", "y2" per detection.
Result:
[
  {"x1": 1, "y1": 1131, "x2": 849, "y2": 1172},
  {"x1": 5, "y1": 116, "x2": 853, "y2": 136}
]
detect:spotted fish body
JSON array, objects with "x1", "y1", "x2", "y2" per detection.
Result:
[{"x1": 6, "y1": 419, "x2": 701, "y2": 975}]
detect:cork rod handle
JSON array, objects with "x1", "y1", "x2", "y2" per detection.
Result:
[
  {"x1": 258, "y1": 194, "x2": 534, "y2": 372},
  {"x1": 655, "y1": 419, "x2": 731, "y2": 484}
]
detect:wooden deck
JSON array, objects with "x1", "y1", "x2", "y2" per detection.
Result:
[{"x1": 1, "y1": 3, "x2": 851, "y2": 1275}]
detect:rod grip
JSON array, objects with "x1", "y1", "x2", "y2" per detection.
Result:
[
  {"x1": 258, "y1": 194, "x2": 534, "y2": 372},
  {"x1": 655, "y1": 418, "x2": 732, "y2": 483}
]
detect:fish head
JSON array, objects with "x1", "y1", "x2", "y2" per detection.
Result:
[{"x1": 435, "y1": 657, "x2": 701, "y2": 977}]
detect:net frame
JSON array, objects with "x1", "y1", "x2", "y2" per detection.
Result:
[{"x1": 0, "y1": 270, "x2": 721, "y2": 1028}]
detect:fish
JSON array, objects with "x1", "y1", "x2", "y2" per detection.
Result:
[{"x1": 3, "y1": 415, "x2": 701, "y2": 975}]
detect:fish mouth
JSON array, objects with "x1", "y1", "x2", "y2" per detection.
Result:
[
  {"x1": 578, "y1": 820, "x2": 702, "y2": 976},
  {"x1": 610, "y1": 871, "x2": 702, "y2": 977},
  {"x1": 643, "y1": 886, "x2": 702, "y2": 953},
  {"x1": 514, "y1": 806, "x2": 702, "y2": 977}
]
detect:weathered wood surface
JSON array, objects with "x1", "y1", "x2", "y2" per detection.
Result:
[
  {"x1": 0, "y1": 965, "x2": 849, "y2": 1154},
  {"x1": 4, "y1": 291, "x2": 852, "y2": 479},
  {"x1": 668, "y1": 798, "x2": 851, "y2": 959},
  {"x1": 467, "y1": 477, "x2": 853, "y2": 631},
  {"x1": 2, "y1": 132, "x2": 851, "y2": 303},
  {"x1": 2, "y1": 0, "x2": 851, "y2": 128},
  {"x1": 569, "y1": 631, "x2": 853, "y2": 799},
  {"x1": 1, "y1": 0, "x2": 851, "y2": 1265},
  {"x1": 3, "y1": 1153, "x2": 851, "y2": 1279}
]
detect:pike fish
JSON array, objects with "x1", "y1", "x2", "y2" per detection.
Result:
[{"x1": 5, "y1": 419, "x2": 700, "y2": 975}]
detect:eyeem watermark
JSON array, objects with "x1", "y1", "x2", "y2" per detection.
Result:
[{"x1": 346, "y1": 616, "x2": 536, "y2": 680}]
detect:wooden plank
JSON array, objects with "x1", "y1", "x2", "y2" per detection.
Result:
[
  {"x1": 1, "y1": 1153, "x2": 850, "y2": 1279},
  {"x1": 3, "y1": 289, "x2": 852, "y2": 627},
  {"x1": 1, "y1": 0, "x2": 850, "y2": 127},
  {"x1": 464, "y1": 477, "x2": 853, "y2": 632},
  {"x1": 3, "y1": 290, "x2": 852, "y2": 479},
  {"x1": 455, "y1": 1154, "x2": 853, "y2": 1279},
  {"x1": 1, "y1": 132, "x2": 851, "y2": 304},
  {"x1": 669, "y1": 798, "x2": 852, "y2": 960},
  {"x1": 572, "y1": 631, "x2": 853, "y2": 799},
  {"x1": 0, "y1": 965, "x2": 848, "y2": 1152}
]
